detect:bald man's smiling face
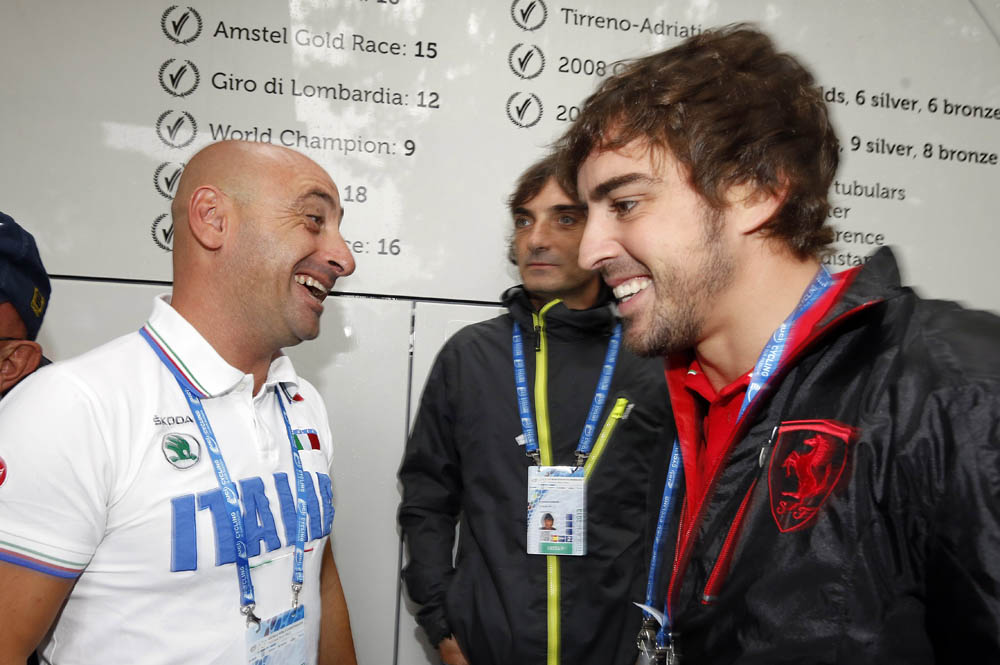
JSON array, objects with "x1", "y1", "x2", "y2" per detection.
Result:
[{"x1": 227, "y1": 152, "x2": 356, "y2": 350}]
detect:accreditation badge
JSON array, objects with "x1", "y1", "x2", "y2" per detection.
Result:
[
  {"x1": 526, "y1": 466, "x2": 586, "y2": 556},
  {"x1": 246, "y1": 605, "x2": 307, "y2": 665}
]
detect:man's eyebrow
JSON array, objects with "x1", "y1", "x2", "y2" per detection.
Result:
[
  {"x1": 511, "y1": 203, "x2": 585, "y2": 218},
  {"x1": 551, "y1": 203, "x2": 587, "y2": 213},
  {"x1": 589, "y1": 173, "x2": 657, "y2": 201},
  {"x1": 296, "y1": 188, "x2": 338, "y2": 208}
]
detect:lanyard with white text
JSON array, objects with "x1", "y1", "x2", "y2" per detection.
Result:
[
  {"x1": 639, "y1": 438, "x2": 682, "y2": 658},
  {"x1": 739, "y1": 266, "x2": 833, "y2": 419},
  {"x1": 640, "y1": 267, "x2": 834, "y2": 659},
  {"x1": 512, "y1": 321, "x2": 622, "y2": 464},
  {"x1": 140, "y1": 329, "x2": 308, "y2": 626},
  {"x1": 274, "y1": 386, "x2": 308, "y2": 607}
]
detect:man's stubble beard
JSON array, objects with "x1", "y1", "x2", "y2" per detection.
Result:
[{"x1": 623, "y1": 208, "x2": 734, "y2": 358}]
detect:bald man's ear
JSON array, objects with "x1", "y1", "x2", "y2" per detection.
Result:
[
  {"x1": 0, "y1": 340, "x2": 42, "y2": 395},
  {"x1": 187, "y1": 185, "x2": 229, "y2": 251}
]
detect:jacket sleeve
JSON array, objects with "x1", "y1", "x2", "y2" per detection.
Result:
[
  {"x1": 397, "y1": 344, "x2": 463, "y2": 647},
  {"x1": 925, "y1": 382, "x2": 1000, "y2": 660}
]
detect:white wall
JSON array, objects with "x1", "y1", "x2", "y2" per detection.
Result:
[{"x1": 9, "y1": 1, "x2": 1000, "y2": 663}]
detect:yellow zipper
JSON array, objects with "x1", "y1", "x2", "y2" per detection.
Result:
[
  {"x1": 532, "y1": 302, "x2": 629, "y2": 665},
  {"x1": 583, "y1": 397, "x2": 630, "y2": 479},
  {"x1": 532, "y1": 300, "x2": 559, "y2": 467},
  {"x1": 547, "y1": 555, "x2": 561, "y2": 665},
  {"x1": 532, "y1": 300, "x2": 561, "y2": 665}
]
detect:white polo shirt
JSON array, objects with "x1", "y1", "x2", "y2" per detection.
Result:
[{"x1": 0, "y1": 297, "x2": 337, "y2": 664}]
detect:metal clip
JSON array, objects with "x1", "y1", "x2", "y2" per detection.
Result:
[
  {"x1": 658, "y1": 634, "x2": 679, "y2": 665},
  {"x1": 636, "y1": 617, "x2": 658, "y2": 656},
  {"x1": 575, "y1": 452, "x2": 588, "y2": 468},
  {"x1": 241, "y1": 603, "x2": 262, "y2": 631},
  {"x1": 528, "y1": 450, "x2": 541, "y2": 466},
  {"x1": 648, "y1": 643, "x2": 677, "y2": 665},
  {"x1": 759, "y1": 425, "x2": 780, "y2": 468},
  {"x1": 291, "y1": 583, "x2": 302, "y2": 608}
]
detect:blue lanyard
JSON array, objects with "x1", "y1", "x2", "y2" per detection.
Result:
[
  {"x1": 140, "y1": 329, "x2": 308, "y2": 625},
  {"x1": 643, "y1": 439, "x2": 682, "y2": 648},
  {"x1": 643, "y1": 267, "x2": 833, "y2": 648},
  {"x1": 740, "y1": 267, "x2": 833, "y2": 419},
  {"x1": 511, "y1": 320, "x2": 622, "y2": 462},
  {"x1": 275, "y1": 386, "x2": 308, "y2": 604}
]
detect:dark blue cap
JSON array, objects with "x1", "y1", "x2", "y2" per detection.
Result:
[{"x1": 0, "y1": 211, "x2": 50, "y2": 340}]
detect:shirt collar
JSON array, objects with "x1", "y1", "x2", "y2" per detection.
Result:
[
  {"x1": 142, "y1": 295, "x2": 300, "y2": 398},
  {"x1": 683, "y1": 357, "x2": 752, "y2": 404}
]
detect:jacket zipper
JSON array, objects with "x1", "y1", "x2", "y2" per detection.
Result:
[
  {"x1": 583, "y1": 397, "x2": 630, "y2": 478},
  {"x1": 700, "y1": 426, "x2": 779, "y2": 603},
  {"x1": 531, "y1": 303, "x2": 628, "y2": 665},
  {"x1": 532, "y1": 302, "x2": 558, "y2": 467},
  {"x1": 666, "y1": 298, "x2": 883, "y2": 619},
  {"x1": 701, "y1": 479, "x2": 757, "y2": 604},
  {"x1": 531, "y1": 301, "x2": 561, "y2": 665}
]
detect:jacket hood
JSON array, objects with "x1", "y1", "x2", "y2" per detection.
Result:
[{"x1": 501, "y1": 284, "x2": 618, "y2": 339}]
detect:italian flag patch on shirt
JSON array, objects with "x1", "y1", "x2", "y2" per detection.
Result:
[{"x1": 293, "y1": 429, "x2": 321, "y2": 451}]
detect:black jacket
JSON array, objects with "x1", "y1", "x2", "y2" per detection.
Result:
[
  {"x1": 661, "y1": 248, "x2": 1000, "y2": 663},
  {"x1": 399, "y1": 286, "x2": 673, "y2": 665}
]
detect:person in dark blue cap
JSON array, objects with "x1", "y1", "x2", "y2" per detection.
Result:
[{"x1": 0, "y1": 210, "x2": 50, "y2": 398}]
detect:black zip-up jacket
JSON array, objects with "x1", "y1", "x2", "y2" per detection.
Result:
[
  {"x1": 660, "y1": 248, "x2": 1000, "y2": 663},
  {"x1": 399, "y1": 286, "x2": 673, "y2": 665}
]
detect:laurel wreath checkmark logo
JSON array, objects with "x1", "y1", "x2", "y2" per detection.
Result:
[
  {"x1": 151, "y1": 213, "x2": 175, "y2": 252},
  {"x1": 161, "y1": 5, "x2": 203, "y2": 44},
  {"x1": 159, "y1": 59, "x2": 200, "y2": 97},
  {"x1": 506, "y1": 92, "x2": 543, "y2": 128},
  {"x1": 511, "y1": 0, "x2": 547, "y2": 31},
  {"x1": 156, "y1": 110, "x2": 197, "y2": 149},
  {"x1": 154, "y1": 162, "x2": 185, "y2": 200},
  {"x1": 508, "y1": 44, "x2": 545, "y2": 80}
]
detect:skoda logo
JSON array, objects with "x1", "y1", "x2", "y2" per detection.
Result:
[{"x1": 162, "y1": 433, "x2": 200, "y2": 470}]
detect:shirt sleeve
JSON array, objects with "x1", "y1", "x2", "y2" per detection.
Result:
[{"x1": 0, "y1": 366, "x2": 112, "y2": 578}]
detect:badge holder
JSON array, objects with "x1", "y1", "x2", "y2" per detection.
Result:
[
  {"x1": 526, "y1": 465, "x2": 586, "y2": 556},
  {"x1": 246, "y1": 604, "x2": 307, "y2": 665}
]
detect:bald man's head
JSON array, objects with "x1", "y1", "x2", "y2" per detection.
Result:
[
  {"x1": 167, "y1": 140, "x2": 356, "y2": 360},
  {"x1": 172, "y1": 142, "x2": 311, "y2": 257}
]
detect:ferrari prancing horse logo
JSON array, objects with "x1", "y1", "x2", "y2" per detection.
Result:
[{"x1": 768, "y1": 420, "x2": 855, "y2": 533}]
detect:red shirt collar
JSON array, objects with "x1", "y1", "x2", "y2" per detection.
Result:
[{"x1": 663, "y1": 266, "x2": 860, "y2": 528}]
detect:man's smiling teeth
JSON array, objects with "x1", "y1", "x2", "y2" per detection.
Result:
[
  {"x1": 295, "y1": 274, "x2": 330, "y2": 300},
  {"x1": 612, "y1": 277, "x2": 652, "y2": 303}
]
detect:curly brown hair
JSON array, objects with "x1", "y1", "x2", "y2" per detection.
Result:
[{"x1": 557, "y1": 24, "x2": 838, "y2": 258}]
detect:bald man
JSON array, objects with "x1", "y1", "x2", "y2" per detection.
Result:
[{"x1": 0, "y1": 141, "x2": 358, "y2": 665}]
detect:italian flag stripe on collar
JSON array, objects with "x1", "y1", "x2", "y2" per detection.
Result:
[{"x1": 140, "y1": 324, "x2": 210, "y2": 398}]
